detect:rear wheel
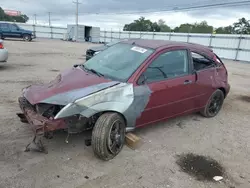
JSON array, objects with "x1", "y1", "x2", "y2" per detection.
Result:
[
  {"x1": 200, "y1": 89, "x2": 224, "y2": 118},
  {"x1": 23, "y1": 34, "x2": 31, "y2": 41},
  {"x1": 92, "y1": 112, "x2": 125, "y2": 161},
  {"x1": 0, "y1": 33, "x2": 4, "y2": 39}
]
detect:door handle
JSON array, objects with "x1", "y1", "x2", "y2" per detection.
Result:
[{"x1": 184, "y1": 80, "x2": 192, "y2": 85}]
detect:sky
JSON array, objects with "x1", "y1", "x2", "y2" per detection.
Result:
[{"x1": 1, "y1": 0, "x2": 250, "y2": 30}]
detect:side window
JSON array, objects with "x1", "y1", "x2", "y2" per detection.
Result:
[
  {"x1": 191, "y1": 52, "x2": 215, "y2": 71},
  {"x1": 10, "y1": 24, "x2": 18, "y2": 30},
  {"x1": 0, "y1": 23, "x2": 10, "y2": 30},
  {"x1": 143, "y1": 50, "x2": 189, "y2": 83}
]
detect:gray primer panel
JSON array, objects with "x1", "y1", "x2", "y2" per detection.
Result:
[{"x1": 54, "y1": 83, "x2": 152, "y2": 128}]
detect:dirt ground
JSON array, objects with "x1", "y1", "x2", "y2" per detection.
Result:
[{"x1": 0, "y1": 39, "x2": 250, "y2": 188}]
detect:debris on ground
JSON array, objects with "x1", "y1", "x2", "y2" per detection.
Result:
[
  {"x1": 50, "y1": 69, "x2": 60, "y2": 72},
  {"x1": 84, "y1": 176, "x2": 89, "y2": 179},
  {"x1": 125, "y1": 133, "x2": 142, "y2": 150},
  {"x1": 213, "y1": 176, "x2": 223, "y2": 181},
  {"x1": 176, "y1": 122, "x2": 184, "y2": 129},
  {"x1": 176, "y1": 153, "x2": 225, "y2": 181}
]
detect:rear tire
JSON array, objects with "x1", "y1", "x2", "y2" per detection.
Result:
[
  {"x1": 23, "y1": 34, "x2": 31, "y2": 41},
  {"x1": 92, "y1": 113, "x2": 125, "y2": 161},
  {"x1": 0, "y1": 33, "x2": 4, "y2": 40},
  {"x1": 200, "y1": 89, "x2": 224, "y2": 118}
]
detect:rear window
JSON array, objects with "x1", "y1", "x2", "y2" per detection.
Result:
[{"x1": 0, "y1": 23, "x2": 9, "y2": 29}]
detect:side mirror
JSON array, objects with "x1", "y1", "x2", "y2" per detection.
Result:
[{"x1": 137, "y1": 74, "x2": 147, "y2": 85}]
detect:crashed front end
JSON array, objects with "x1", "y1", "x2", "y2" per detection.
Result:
[
  {"x1": 17, "y1": 78, "x2": 151, "y2": 153},
  {"x1": 17, "y1": 97, "x2": 67, "y2": 136}
]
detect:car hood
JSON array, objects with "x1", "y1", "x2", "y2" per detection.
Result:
[
  {"x1": 23, "y1": 67, "x2": 120, "y2": 105},
  {"x1": 88, "y1": 45, "x2": 108, "y2": 52}
]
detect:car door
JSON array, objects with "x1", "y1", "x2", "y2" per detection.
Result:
[
  {"x1": 190, "y1": 51, "x2": 217, "y2": 108},
  {"x1": 135, "y1": 48, "x2": 198, "y2": 127},
  {"x1": 0, "y1": 23, "x2": 12, "y2": 37},
  {"x1": 9, "y1": 24, "x2": 21, "y2": 38}
]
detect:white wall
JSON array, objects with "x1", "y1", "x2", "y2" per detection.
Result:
[
  {"x1": 100, "y1": 30, "x2": 250, "y2": 62},
  {"x1": 2, "y1": 21, "x2": 249, "y2": 62}
]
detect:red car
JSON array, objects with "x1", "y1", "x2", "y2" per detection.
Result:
[{"x1": 17, "y1": 39, "x2": 230, "y2": 160}]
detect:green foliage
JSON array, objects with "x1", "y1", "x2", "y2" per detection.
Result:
[
  {"x1": 215, "y1": 26, "x2": 234, "y2": 34},
  {"x1": 123, "y1": 17, "x2": 250, "y2": 34},
  {"x1": 233, "y1": 18, "x2": 250, "y2": 34},
  {"x1": 123, "y1": 17, "x2": 168, "y2": 32},
  {"x1": 0, "y1": 7, "x2": 29, "y2": 23}
]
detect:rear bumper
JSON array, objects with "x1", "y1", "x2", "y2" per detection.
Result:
[
  {"x1": 0, "y1": 48, "x2": 8, "y2": 62},
  {"x1": 18, "y1": 97, "x2": 67, "y2": 135}
]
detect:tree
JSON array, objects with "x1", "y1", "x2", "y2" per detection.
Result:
[
  {"x1": 215, "y1": 26, "x2": 234, "y2": 34},
  {"x1": 173, "y1": 21, "x2": 213, "y2": 33},
  {"x1": 192, "y1": 21, "x2": 213, "y2": 33},
  {"x1": 123, "y1": 17, "x2": 250, "y2": 35},
  {"x1": 0, "y1": 7, "x2": 29, "y2": 23},
  {"x1": 123, "y1": 17, "x2": 168, "y2": 32},
  {"x1": 157, "y1": 19, "x2": 171, "y2": 32},
  {"x1": 233, "y1": 17, "x2": 250, "y2": 34},
  {"x1": 174, "y1": 23, "x2": 193, "y2": 33}
]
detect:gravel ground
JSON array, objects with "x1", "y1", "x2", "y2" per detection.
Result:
[{"x1": 0, "y1": 39, "x2": 250, "y2": 188}]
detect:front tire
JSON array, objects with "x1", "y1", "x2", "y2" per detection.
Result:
[
  {"x1": 23, "y1": 34, "x2": 31, "y2": 41},
  {"x1": 92, "y1": 113, "x2": 125, "y2": 161},
  {"x1": 200, "y1": 89, "x2": 224, "y2": 118}
]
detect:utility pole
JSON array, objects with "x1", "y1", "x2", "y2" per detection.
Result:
[
  {"x1": 48, "y1": 12, "x2": 53, "y2": 38},
  {"x1": 48, "y1": 12, "x2": 51, "y2": 26},
  {"x1": 73, "y1": 0, "x2": 81, "y2": 41},
  {"x1": 33, "y1": 14, "x2": 37, "y2": 25}
]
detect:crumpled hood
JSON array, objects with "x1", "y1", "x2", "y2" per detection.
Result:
[{"x1": 24, "y1": 67, "x2": 119, "y2": 105}]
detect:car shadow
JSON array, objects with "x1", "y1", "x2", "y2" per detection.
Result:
[
  {"x1": 0, "y1": 64, "x2": 16, "y2": 71},
  {"x1": 2, "y1": 38, "x2": 36, "y2": 42}
]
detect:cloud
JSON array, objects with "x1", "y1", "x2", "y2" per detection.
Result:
[{"x1": 1, "y1": 0, "x2": 250, "y2": 29}]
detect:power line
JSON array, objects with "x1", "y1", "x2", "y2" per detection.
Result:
[{"x1": 78, "y1": 0, "x2": 250, "y2": 15}]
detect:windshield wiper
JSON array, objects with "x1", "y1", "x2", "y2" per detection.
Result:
[
  {"x1": 81, "y1": 65, "x2": 104, "y2": 77},
  {"x1": 88, "y1": 68, "x2": 104, "y2": 77}
]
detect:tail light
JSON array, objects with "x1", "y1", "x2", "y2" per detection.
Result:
[{"x1": 0, "y1": 43, "x2": 3, "y2": 49}]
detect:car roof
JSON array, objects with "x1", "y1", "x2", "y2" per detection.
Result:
[{"x1": 121, "y1": 38, "x2": 213, "y2": 53}]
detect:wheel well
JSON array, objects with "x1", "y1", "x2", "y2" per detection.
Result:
[
  {"x1": 22, "y1": 33, "x2": 30, "y2": 37},
  {"x1": 218, "y1": 87, "x2": 226, "y2": 98},
  {"x1": 92, "y1": 111, "x2": 127, "y2": 127}
]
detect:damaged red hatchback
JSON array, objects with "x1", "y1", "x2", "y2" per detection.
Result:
[{"x1": 17, "y1": 39, "x2": 230, "y2": 160}]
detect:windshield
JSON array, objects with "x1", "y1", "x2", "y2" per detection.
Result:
[{"x1": 83, "y1": 43, "x2": 154, "y2": 82}]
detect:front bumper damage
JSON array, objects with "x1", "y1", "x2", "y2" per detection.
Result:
[{"x1": 17, "y1": 97, "x2": 66, "y2": 153}]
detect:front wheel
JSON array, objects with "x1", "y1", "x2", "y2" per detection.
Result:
[
  {"x1": 200, "y1": 89, "x2": 224, "y2": 118},
  {"x1": 23, "y1": 34, "x2": 31, "y2": 41},
  {"x1": 92, "y1": 113, "x2": 125, "y2": 161}
]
